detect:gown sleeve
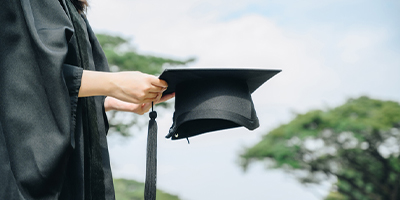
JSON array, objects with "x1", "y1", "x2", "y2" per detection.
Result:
[
  {"x1": 0, "y1": 0, "x2": 83, "y2": 199},
  {"x1": 63, "y1": 64, "x2": 83, "y2": 98}
]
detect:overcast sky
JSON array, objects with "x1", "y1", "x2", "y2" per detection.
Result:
[{"x1": 87, "y1": 0, "x2": 400, "y2": 199}]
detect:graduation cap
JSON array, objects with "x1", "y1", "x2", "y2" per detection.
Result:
[
  {"x1": 144, "y1": 67, "x2": 280, "y2": 200},
  {"x1": 159, "y1": 67, "x2": 281, "y2": 140}
]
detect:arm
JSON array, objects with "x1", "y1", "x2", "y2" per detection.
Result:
[{"x1": 78, "y1": 70, "x2": 173, "y2": 114}]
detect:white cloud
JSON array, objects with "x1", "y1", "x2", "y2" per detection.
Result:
[{"x1": 338, "y1": 29, "x2": 388, "y2": 63}]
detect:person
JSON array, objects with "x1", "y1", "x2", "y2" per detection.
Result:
[{"x1": 0, "y1": 0, "x2": 174, "y2": 199}]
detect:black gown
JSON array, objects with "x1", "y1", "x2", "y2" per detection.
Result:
[{"x1": 0, "y1": 0, "x2": 115, "y2": 199}]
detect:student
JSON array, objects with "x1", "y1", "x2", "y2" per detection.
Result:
[{"x1": 0, "y1": 0, "x2": 174, "y2": 199}]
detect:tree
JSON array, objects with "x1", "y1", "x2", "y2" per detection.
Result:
[
  {"x1": 113, "y1": 179, "x2": 181, "y2": 200},
  {"x1": 96, "y1": 34, "x2": 195, "y2": 136},
  {"x1": 96, "y1": 34, "x2": 195, "y2": 74},
  {"x1": 240, "y1": 96, "x2": 400, "y2": 200}
]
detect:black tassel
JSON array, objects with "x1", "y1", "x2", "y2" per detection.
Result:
[{"x1": 145, "y1": 102, "x2": 157, "y2": 200}]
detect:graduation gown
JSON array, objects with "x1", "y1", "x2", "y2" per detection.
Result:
[{"x1": 0, "y1": 0, "x2": 114, "y2": 199}]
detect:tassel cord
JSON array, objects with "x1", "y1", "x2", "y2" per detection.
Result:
[{"x1": 145, "y1": 102, "x2": 157, "y2": 200}]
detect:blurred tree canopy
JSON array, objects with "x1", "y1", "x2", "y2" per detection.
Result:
[
  {"x1": 240, "y1": 96, "x2": 400, "y2": 200},
  {"x1": 113, "y1": 179, "x2": 181, "y2": 200},
  {"x1": 96, "y1": 34, "x2": 195, "y2": 73},
  {"x1": 96, "y1": 34, "x2": 194, "y2": 136}
]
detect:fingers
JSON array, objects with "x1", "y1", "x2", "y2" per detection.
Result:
[
  {"x1": 142, "y1": 92, "x2": 174, "y2": 105},
  {"x1": 143, "y1": 77, "x2": 167, "y2": 102},
  {"x1": 120, "y1": 92, "x2": 174, "y2": 115},
  {"x1": 140, "y1": 103, "x2": 152, "y2": 114},
  {"x1": 141, "y1": 92, "x2": 162, "y2": 102},
  {"x1": 157, "y1": 92, "x2": 175, "y2": 103},
  {"x1": 142, "y1": 75, "x2": 167, "y2": 100},
  {"x1": 146, "y1": 85, "x2": 165, "y2": 93},
  {"x1": 144, "y1": 74, "x2": 167, "y2": 91},
  {"x1": 146, "y1": 92, "x2": 159, "y2": 99},
  {"x1": 150, "y1": 76, "x2": 168, "y2": 88},
  {"x1": 148, "y1": 82, "x2": 167, "y2": 94}
]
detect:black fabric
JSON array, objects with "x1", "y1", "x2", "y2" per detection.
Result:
[
  {"x1": 159, "y1": 68, "x2": 280, "y2": 140},
  {"x1": 0, "y1": 0, "x2": 114, "y2": 199},
  {"x1": 64, "y1": 1, "x2": 106, "y2": 199},
  {"x1": 166, "y1": 78, "x2": 259, "y2": 139}
]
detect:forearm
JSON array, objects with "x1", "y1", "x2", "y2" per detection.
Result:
[{"x1": 78, "y1": 70, "x2": 114, "y2": 97}]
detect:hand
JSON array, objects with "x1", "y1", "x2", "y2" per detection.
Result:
[
  {"x1": 104, "y1": 92, "x2": 175, "y2": 115},
  {"x1": 108, "y1": 71, "x2": 168, "y2": 104}
]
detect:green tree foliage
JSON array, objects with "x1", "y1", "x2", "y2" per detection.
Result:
[
  {"x1": 96, "y1": 34, "x2": 194, "y2": 136},
  {"x1": 113, "y1": 179, "x2": 181, "y2": 200},
  {"x1": 240, "y1": 96, "x2": 400, "y2": 200},
  {"x1": 96, "y1": 34, "x2": 195, "y2": 74},
  {"x1": 325, "y1": 191, "x2": 346, "y2": 200}
]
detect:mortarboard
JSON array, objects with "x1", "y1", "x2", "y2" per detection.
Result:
[
  {"x1": 159, "y1": 67, "x2": 281, "y2": 139},
  {"x1": 144, "y1": 67, "x2": 280, "y2": 200}
]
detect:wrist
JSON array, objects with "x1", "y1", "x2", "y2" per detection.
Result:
[
  {"x1": 104, "y1": 72, "x2": 117, "y2": 97},
  {"x1": 79, "y1": 70, "x2": 115, "y2": 97}
]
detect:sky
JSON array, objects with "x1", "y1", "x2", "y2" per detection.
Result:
[{"x1": 86, "y1": 0, "x2": 400, "y2": 199}]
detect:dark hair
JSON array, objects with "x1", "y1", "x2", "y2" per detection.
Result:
[{"x1": 71, "y1": 0, "x2": 89, "y2": 14}]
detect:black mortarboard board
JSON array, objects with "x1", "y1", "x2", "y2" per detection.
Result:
[
  {"x1": 159, "y1": 67, "x2": 281, "y2": 140},
  {"x1": 144, "y1": 67, "x2": 280, "y2": 199}
]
